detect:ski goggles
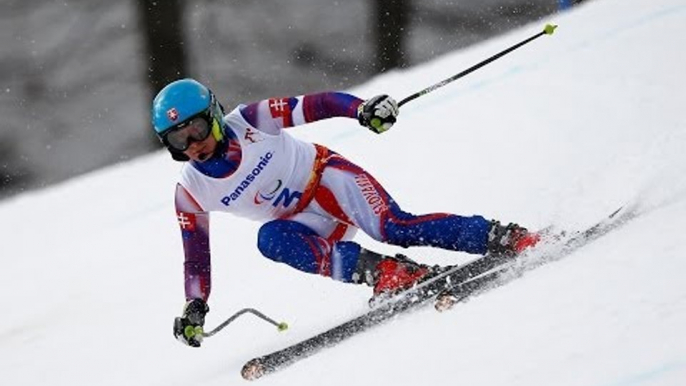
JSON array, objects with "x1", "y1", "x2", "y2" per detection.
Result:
[{"x1": 162, "y1": 116, "x2": 215, "y2": 152}]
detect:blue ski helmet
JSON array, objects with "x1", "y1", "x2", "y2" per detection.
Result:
[{"x1": 151, "y1": 78, "x2": 225, "y2": 161}]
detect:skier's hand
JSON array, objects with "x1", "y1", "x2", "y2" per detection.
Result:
[
  {"x1": 173, "y1": 298, "x2": 209, "y2": 348},
  {"x1": 358, "y1": 95, "x2": 399, "y2": 134}
]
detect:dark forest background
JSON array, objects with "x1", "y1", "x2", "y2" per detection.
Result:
[{"x1": 0, "y1": 0, "x2": 586, "y2": 199}]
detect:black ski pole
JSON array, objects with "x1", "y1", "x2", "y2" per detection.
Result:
[{"x1": 398, "y1": 24, "x2": 557, "y2": 108}]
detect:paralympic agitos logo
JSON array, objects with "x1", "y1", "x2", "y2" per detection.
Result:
[
  {"x1": 254, "y1": 180, "x2": 283, "y2": 204},
  {"x1": 253, "y1": 179, "x2": 303, "y2": 208}
]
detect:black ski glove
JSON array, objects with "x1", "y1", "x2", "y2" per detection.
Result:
[
  {"x1": 358, "y1": 94, "x2": 399, "y2": 134},
  {"x1": 173, "y1": 298, "x2": 209, "y2": 348}
]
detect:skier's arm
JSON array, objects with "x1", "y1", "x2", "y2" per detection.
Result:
[
  {"x1": 175, "y1": 183, "x2": 212, "y2": 302},
  {"x1": 239, "y1": 92, "x2": 363, "y2": 134}
]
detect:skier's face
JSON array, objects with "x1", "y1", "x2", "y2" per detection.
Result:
[{"x1": 183, "y1": 133, "x2": 218, "y2": 162}]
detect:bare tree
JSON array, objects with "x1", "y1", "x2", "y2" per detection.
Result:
[
  {"x1": 374, "y1": 0, "x2": 409, "y2": 73},
  {"x1": 137, "y1": 0, "x2": 188, "y2": 146}
]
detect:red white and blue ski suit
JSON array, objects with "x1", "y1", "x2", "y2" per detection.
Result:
[{"x1": 174, "y1": 92, "x2": 490, "y2": 301}]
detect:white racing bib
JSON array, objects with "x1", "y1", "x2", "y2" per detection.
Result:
[{"x1": 179, "y1": 106, "x2": 317, "y2": 221}]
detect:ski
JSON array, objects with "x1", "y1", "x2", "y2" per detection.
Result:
[
  {"x1": 241, "y1": 205, "x2": 638, "y2": 380},
  {"x1": 434, "y1": 204, "x2": 638, "y2": 311}
]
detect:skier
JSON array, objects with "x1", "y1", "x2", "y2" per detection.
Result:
[{"x1": 152, "y1": 79, "x2": 541, "y2": 347}]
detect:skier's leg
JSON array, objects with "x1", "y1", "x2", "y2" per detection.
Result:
[
  {"x1": 314, "y1": 154, "x2": 492, "y2": 255},
  {"x1": 257, "y1": 218, "x2": 438, "y2": 296},
  {"x1": 256, "y1": 217, "x2": 363, "y2": 282},
  {"x1": 258, "y1": 153, "x2": 537, "y2": 295}
]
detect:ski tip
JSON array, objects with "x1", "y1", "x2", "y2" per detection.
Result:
[
  {"x1": 277, "y1": 322, "x2": 289, "y2": 332},
  {"x1": 435, "y1": 295, "x2": 457, "y2": 312},
  {"x1": 544, "y1": 24, "x2": 558, "y2": 35},
  {"x1": 242, "y1": 359, "x2": 266, "y2": 381}
]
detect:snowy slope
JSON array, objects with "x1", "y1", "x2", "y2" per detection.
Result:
[{"x1": 2, "y1": 0, "x2": 686, "y2": 385}]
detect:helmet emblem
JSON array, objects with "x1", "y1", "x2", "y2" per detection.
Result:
[{"x1": 167, "y1": 107, "x2": 179, "y2": 122}]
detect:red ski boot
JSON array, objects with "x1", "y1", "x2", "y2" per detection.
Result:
[
  {"x1": 372, "y1": 254, "x2": 433, "y2": 297},
  {"x1": 487, "y1": 221, "x2": 542, "y2": 257},
  {"x1": 352, "y1": 249, "x2": 440, "y2": 304}
]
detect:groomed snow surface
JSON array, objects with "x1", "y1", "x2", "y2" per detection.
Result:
[{"x1": 2, "y1": 0, "x2": 686, "y2": 384}]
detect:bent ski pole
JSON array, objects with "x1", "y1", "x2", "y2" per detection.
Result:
[
  {"x1": 202, "y1": 308, "x2": 288, "y2": 338},
  {"x1": 398, "y1": 24, "x2": 558, "y2": 108}
]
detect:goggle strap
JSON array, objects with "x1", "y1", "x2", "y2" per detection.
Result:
[{"x1": 211, "y1": 118, "x2": 223, "y2": 142}]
